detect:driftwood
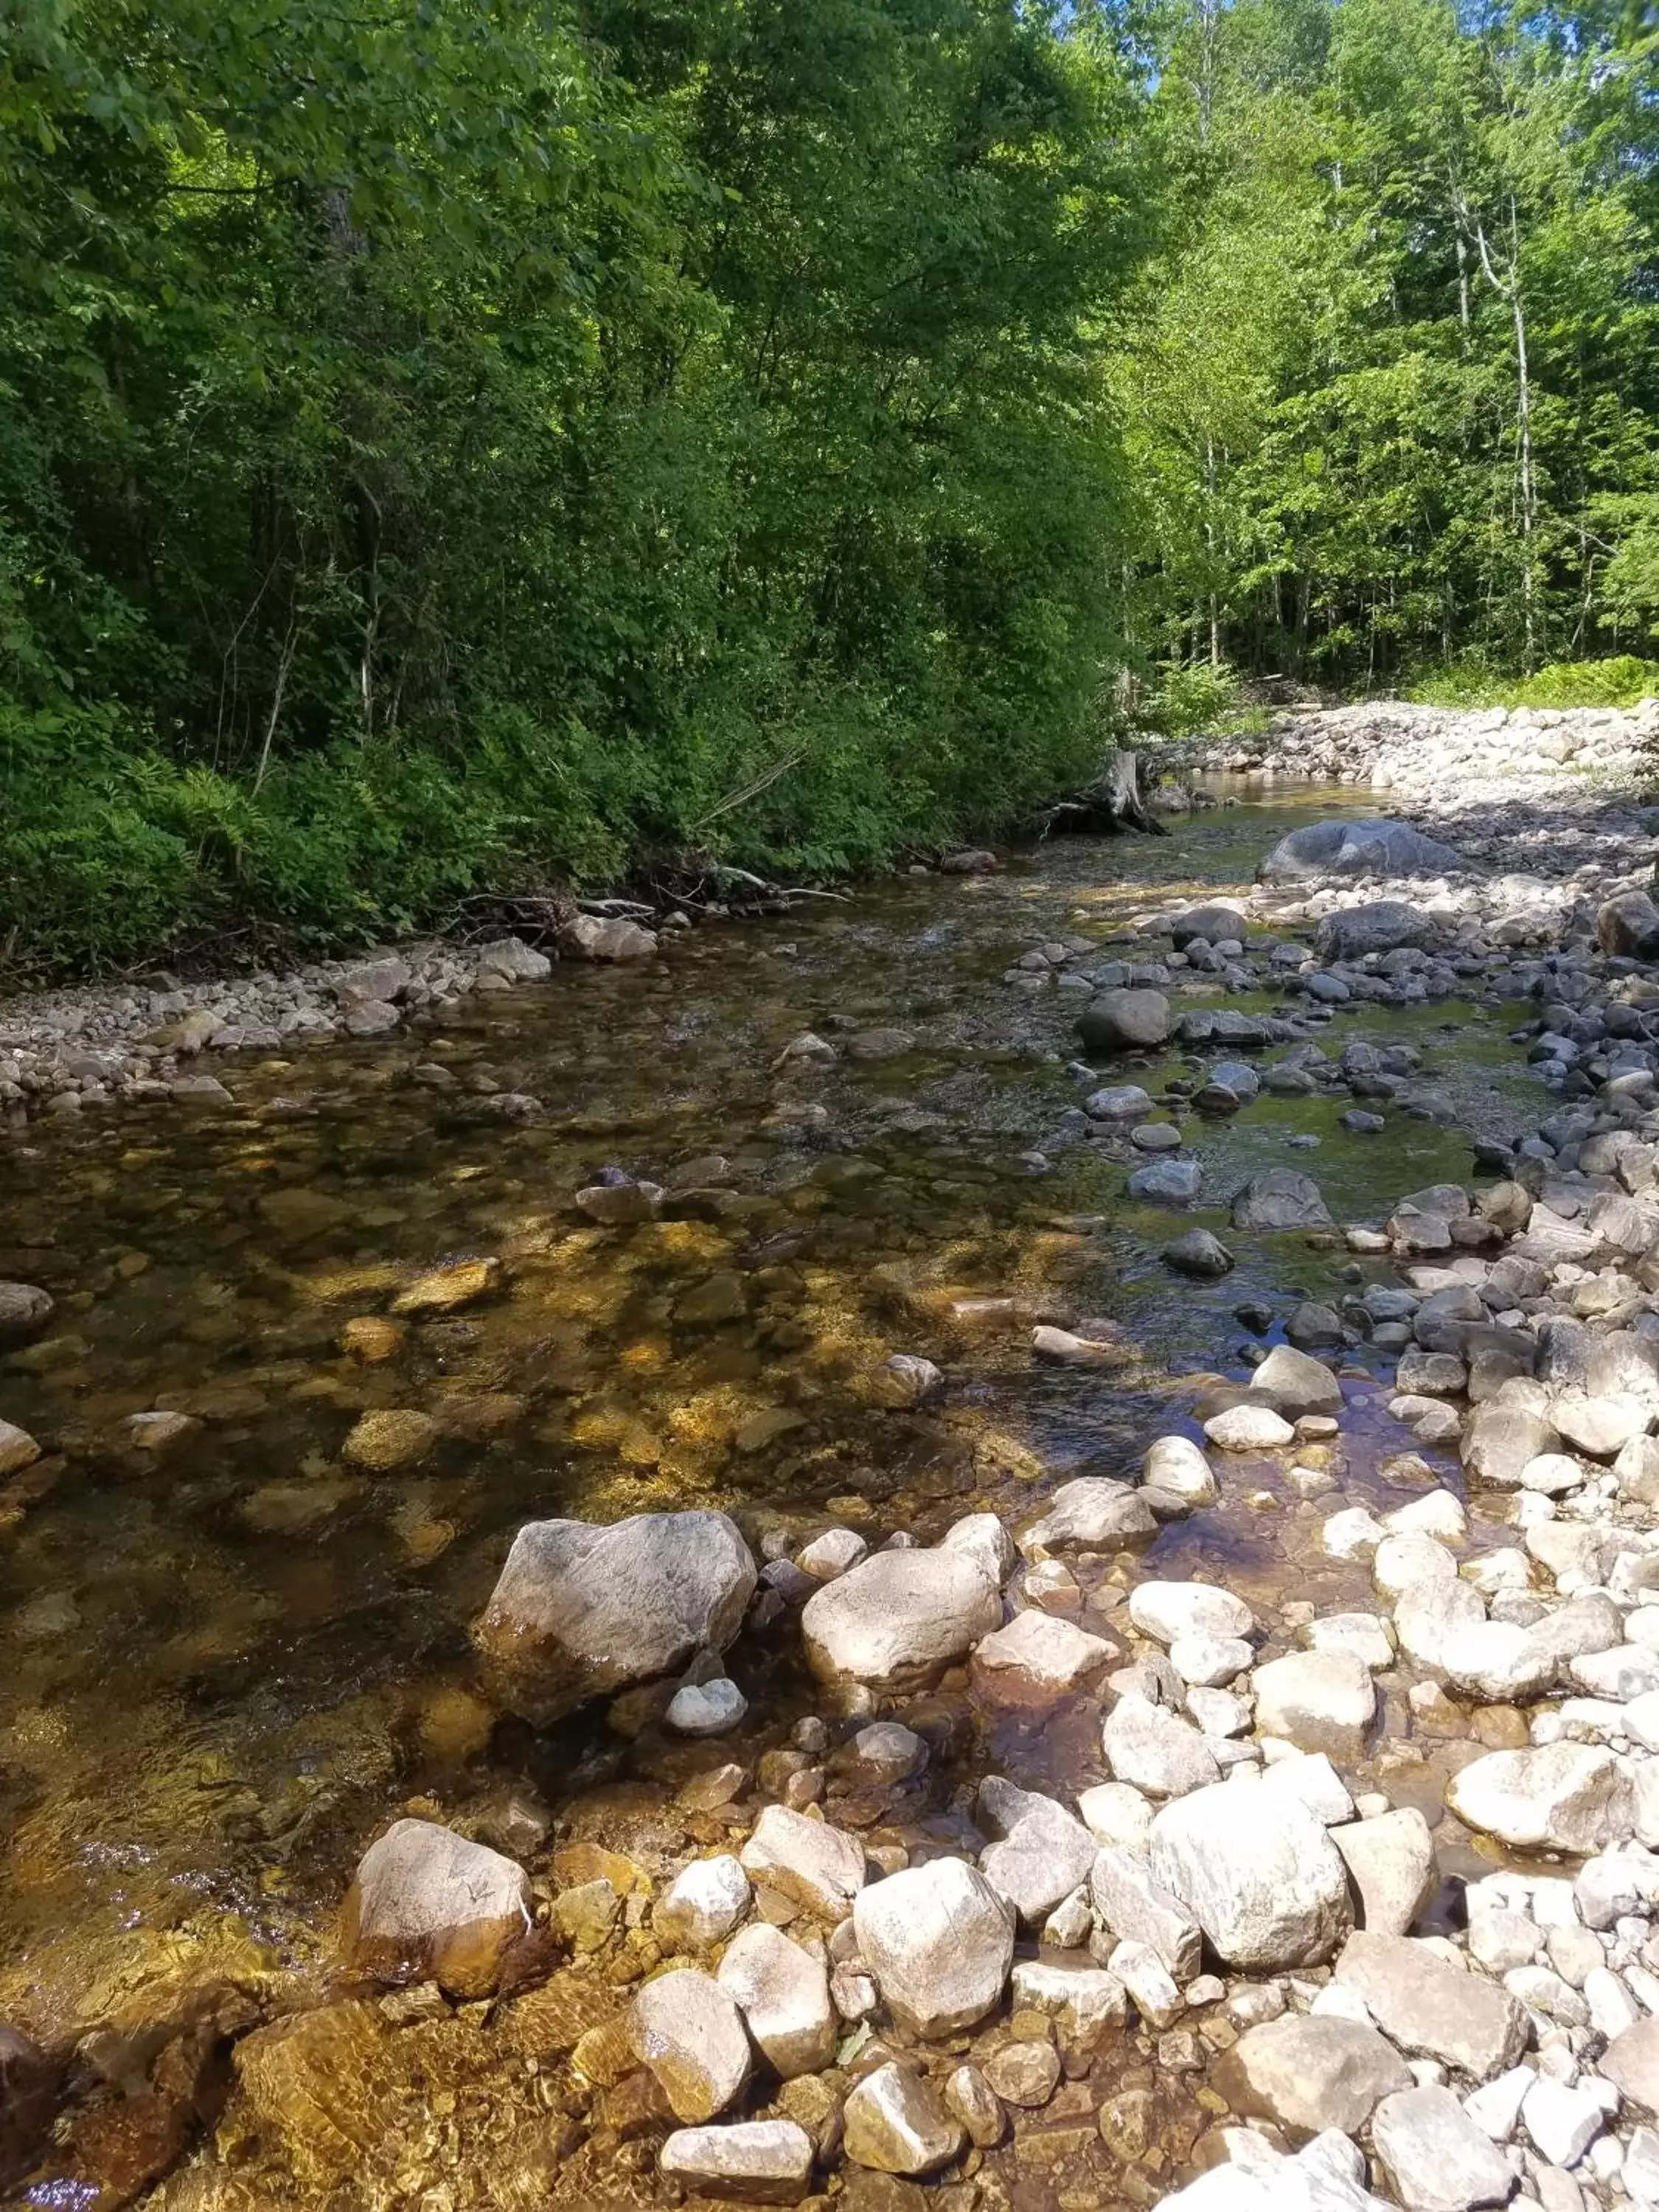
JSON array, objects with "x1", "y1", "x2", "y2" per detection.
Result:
[{"x1": 1037, "y1": 747, "x2": 1166, "y2": 838}]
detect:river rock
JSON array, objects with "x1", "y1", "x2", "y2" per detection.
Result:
[
  {"x1": 1206, "y1": 1402, "x2": 1295, "y2": 1450},
  {"x1": 0, "y1": 1420, "x2": 39, "y2": 1478},
  {"x1": 1447, "y1": 1744, "x2": 1635, "y2": 1854},
  {"x1": 1331, "y1": 1809, "x2": 1436, "y2": 1936},
  {"x1": 740, "y1": 1806, "x2": 866, "y2": 1921},
  {"x1": 1090, "y1": 1846, "x2": 1201, "y2": 1978},
  {"x1": 659, "y1": 2120, "x2": 815, "y2": 2204},
  {"x1": 1257, "y1": 818, "x2": 1471, "y2": 885},
  {"x1": 474, "y1": 1509, "x2": 757, "y2": 1722},
  {"x1": 972, "y1": 1610, "x2": 1115, "y2": 1707},
  {"x1": 842, "y1": 2063, "x2": 964, "y2": 2174},
  {"x1": 1599, "y1": 891, "x2": 1659, "y2": 959},
  {"x1": 1021, "y1": 1478, "x2": 1157, "y2": 1551},
  {"x1": 658, "y1": 1855, "x2": 752, "y2": 1947},
  {"x1": 1253, "y1": 1652, "x2": 1375, "y2": 1759},
  {"x1": 1077, "y1": 989, "x2": 1172, "y2": 1053},
  {"x1": 1601, "y1": 2018, "x2": 1659, "y2": 2113},
  {"x1": 1171, "y1": 902, "x2": 1250, "y2": 946},
  {"x1": 1216, "y1": 2016, "x2": 1411, "y2": 2137},
  {"x1": 1165, "y1": 1228, "x2": 1236, "y2": 1277},
  {"x1": 801, "y1": 1544, "x2": 1001, "y2": 1687},
  {"x1": 852, "y1": 1859, "x2": 1014, "y2": 2035},
  {"x1": 1231, "y1": 1170, "x2": 1334, "y2": 1231},
  {"x1": 1128, "y1": 1158, "x2": 1204, "y2": 1204},
  {"x1": 1334, "y1": 1933, "x2": 1527, "y2": 2076},
  {"x1": 1149, "y1": 1781, "x2": 1350, "y2": 1966},
  {"x1": 978, "y1": 1779, "x2": 1096, "y2": 1921},
  {"x1": 1103, "y1": 1703, "x2": 1219, "y2": 1800},
  {"x1": 1251, "y1": 1343, "x2": 1344, "y2": 1413},
  {"x1": 1371, "y1": 2086, "x2": 1515, "y2": 2212},
  {"x1": 341, "y1": 1819, "x2": 532, "y2": 1997},
  {"x1": 1142, "y1": 1434, "x2": 1219, "y2": 1506},
  {"x1": 1009, "y1": 1960, "x2": 1129, "y2": 2041},
  {"x1": 0, "y1": 1283, "x2": 52, "y2": 1345},
  {"x1": 1462, "y1": 1405, "x2": 1559, "y2": 1487},
  {"x1": 717, "y1": 1924, "x2": 835, "y2": 2077},
  {"x1": 630, "y1": 1967, "x2": 752, "y2": 2122},
  {"x1": 1130, "y1": 1581, "x2": 1254, "y2": 1644},
  {"x1": 1314, "y1": 903, "x2": 1441, "y2": 961}
]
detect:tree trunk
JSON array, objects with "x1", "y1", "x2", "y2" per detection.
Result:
[{"x1": 1037, "y1": 748, "x2": 1166, "y2": 838}]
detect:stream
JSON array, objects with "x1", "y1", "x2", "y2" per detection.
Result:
[{"x1": 0, "y1": 784, "x2": 1554, "y2": 2207}]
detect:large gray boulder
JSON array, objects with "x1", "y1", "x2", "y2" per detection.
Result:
[
  {"x1": 1231, "y1": 1170, "x2": 1333, "y2": 1231},
  {"x1": 1313, "y1": 903, "x2": 1442, "y2": 961},
  {"x1": 1446, "y1": 1744, "x2": 1635, "y2": 1854},
  {"x1": 801, "y1": 1545, "x2": 1001, "y2": 1688},
  {"x1": 1169, "y1": 902, "x2": 1250, "y2": 947},
  {"x1": 1251, "y1": 1344, "x2": 1343, "y2": 1415},
  {"x1": 474, "y1": 1509, "x2": 757, "y2": 1722},
  {"x1": 1077, "y1": 988, "x2": 1173, "y2": 1054},
  {"x1": 1599, "y1": 891, "x2": 1659, "y2": 959},
  {"x1": 1257, "y1": 819, "x2": 1471, "y2": 886},
  {"x1": 1149, "y1": 1781, "x2": 1350, "y2": 1967}
]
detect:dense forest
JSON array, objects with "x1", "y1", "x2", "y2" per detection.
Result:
[{"x1": 1, "y1": 0, "x2": 1655, "y2": 970}]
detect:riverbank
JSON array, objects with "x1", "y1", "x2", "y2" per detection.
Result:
[{"x1": 6, "y1": 709, "x2": 1659, "y2": 2208}]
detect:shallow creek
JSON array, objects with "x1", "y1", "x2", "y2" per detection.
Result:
[{"x1": 0, "y1": 787, "x2": 1551, "y2": 2207}]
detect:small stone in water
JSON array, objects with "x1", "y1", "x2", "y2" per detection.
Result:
[{"x1": 667, "y1": 1678, "x2": 748, "y2": 1735}]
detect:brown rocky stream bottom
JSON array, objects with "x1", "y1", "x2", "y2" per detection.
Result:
[{"x1": 0, "y1": 790, "x2": 1554, "y2": 2210}]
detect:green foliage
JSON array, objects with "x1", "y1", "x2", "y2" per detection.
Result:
[
  {"x1": 1407, "y1": 657, "x2": 1659, "y2": 711},
  {"x1": 1136, "y1": 658, "x2": 1243, "y2": 740}
]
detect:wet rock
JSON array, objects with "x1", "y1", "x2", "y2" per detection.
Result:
[
  {"x1": 0, "y1": 1419, "x2": 41, "y2": 1477},
  {"x1": 972, "y1": 1610, "x2": 1115, "y2": 1708},
  {"x1": 658, "y1": 1855, "x2": 752, "y2": 1947},
  {"x1": 1447, "y1": 1744, "x2": 1635, "y2": 1854},
  {"x1": 475, "y1": 1508, "x2": 756, "y2": 1722},
  {"x1": 1230, "y1": 1170, "x2": 1334, "y2": 1231},
  {"x1": 1010, "y1": 1958, "x2": 1128, "y2": 2041},
  {"x1": 575, "y1": 1178, "x2": 664, "y2": 1224},
  {"x1": 1165, "y1": 1228, "x2": 1236, "y2": 1278},
  {"x1": 668, "y1": 1677, "x2": 748, "y2": 1735},
  {"x1": 1023, "y1": 1477, "x2": 1157, "y2": 1550},
  {"x1": 852, "y1": 1858, "x2": 1014, "y2": 2035},
  {"x1": 0, "y1": 1282, "x2": 53, "y2": 1346},
  {"x1": 1371, "y1": 2085, "x2": 1515, "y2": 2212},
  {"x1": 801, "y1": 1544, "x2": 1001, "y2": 1688},
  {"x1": 1077, "y1": 989, "x2": 1173, "y2": 1053},
  {"x1": 1253, "y1": 1652, "x2": 1374, "y2": 1759},
  {"x1": 978, "y1": 1780, "x2": 1096, "y2": 1923},
  {"x1": 842, "y1": 2063, "x2": 964, "y2": 2175},
  {"x1": 1142, "y1": 1434, "x2": 1219, "y2": 1506},
  {"x1": 1251, "y1": 1344, "x2": 1343, "y2": 1414},
  {"x1": 1206, "y1": 1402, "x2": 1295, "y2": 1450},
  {"x1": 630, "y1": 1967, "x2": 751, "y2": 2122},
  {"x1": 1216, "y1": 2016, "x2": 1411, "y2": 2137},
  {"x1": 877, "y1": 1354, "x2": 942, "y2": 1408},
  {"x1": 343, "y1": 1408, "x2": 439, "y2": 1470},
  {"x1": 1334, "y1": 1933, "x2": 1527, "y2": 2076},
  {"x1": 231, "y1": 2000, "x2": 397, "y2": 2188},
  {"x1": 391, "y1": 1257, "x2": 497, "y2": 1315},
  {"x1": 341, "y1": 1819, "x2": 532, "y2": 1997},
  {"x1": 1171, "y1": 902, "x2": 1251, "y2": 946},
  {"x1": 740, "y1": 1806, "x2": 866, "y2": 1922},
  {"x1": 1149, "y1": 1781, "x2": 1351, "y2": 1967},
  {"x1": 1330, "y1": 1809, "x2": 1436, "y2": 1936},
  {"x1": 660, "y1": 2118, "x2": 815, "y2": 2203},
  {"x1": 560, "y1": 914, "x2": 657, "y2": 961},
  {"x1": 1257, "y1": 818, "x2": 1470, "y2": 884},
  {"x1": 1086, "y1": 1083, "x2": 1153, "y2": 1121},
  {"x1": 0, "y1": 2025, "x2": 60, "y2": 2189},
  {"x1": 944, "y1": 2064, "x2": 1005, "y2": 2146},
  {"x1": 1128, "y1": 1158, "x2": 1205, "y2": 1205},
  {"x1": 717, "y1": 1924, "x2": 835, "y2": 2078},
  {"x1": 985, "y1": 2039, "x2": 1061, "y2": 2106}
]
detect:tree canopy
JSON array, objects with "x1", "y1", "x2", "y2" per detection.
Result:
[{"x1": 0, "y1": 0, "x2": 1654, "y2": 969}]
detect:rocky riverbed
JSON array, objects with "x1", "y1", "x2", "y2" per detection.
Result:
[{"x1": 5, "y1": 702, "x2": 1659, "y2": 2212}]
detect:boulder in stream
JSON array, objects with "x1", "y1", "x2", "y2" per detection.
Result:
[
  {"x1": 474, "y1": 1509, "x2": 757, "y2": 1722},
  {"x1": 801, "y1": 1543, "x2": 1001, "y2": 1688},
  {"x1": 1230, "y1": 1169, "x2": 1334, "y2": 1231},
  {"x1": 341, "y1": 1818, "x2": 532, "y2": 1997},
  {"x1": 1256, "y1": 818, "x2": 1472, "y2": 885}
]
